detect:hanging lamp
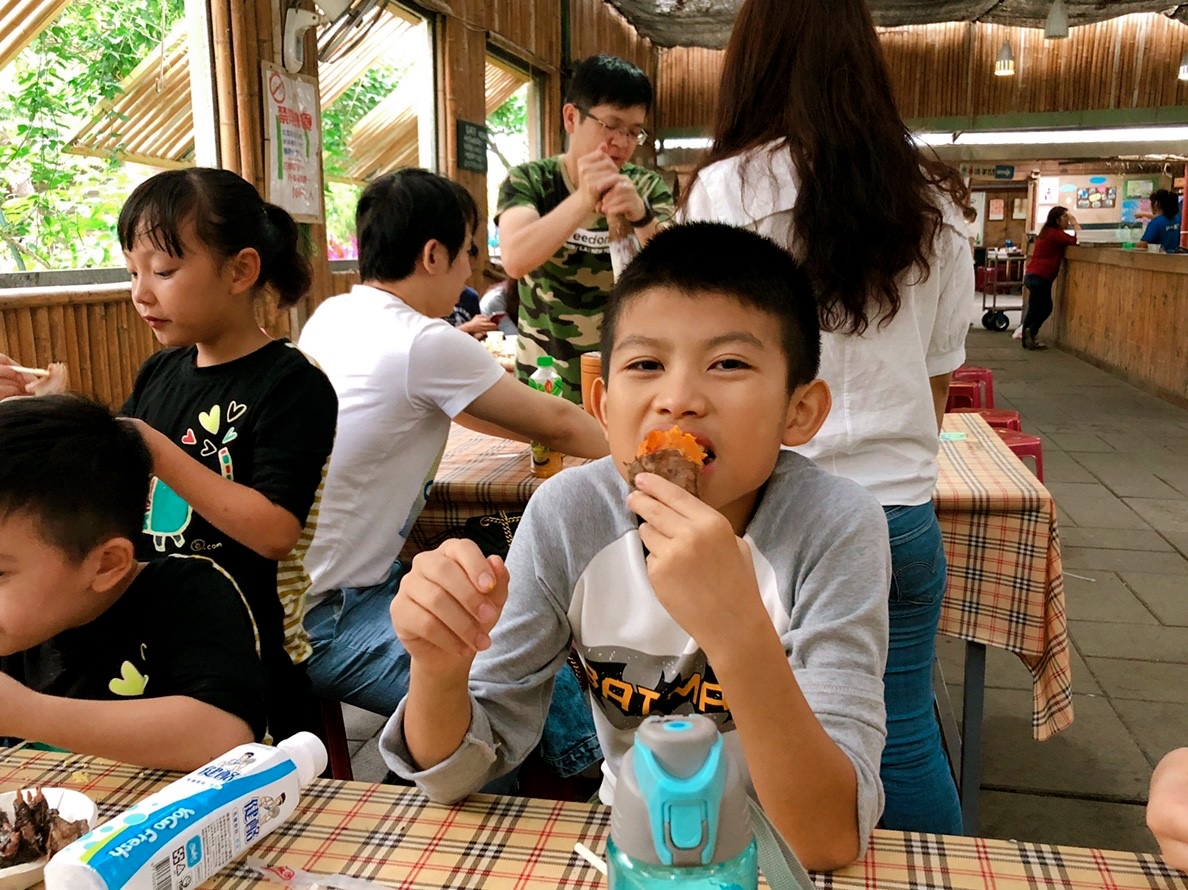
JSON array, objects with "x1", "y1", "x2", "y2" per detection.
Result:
[
  {"x1": 1044, "y1": 0, "x2": 1069, "y2": 40},
  {"x1": 995, "y1": 40, "x2": 1016, "y2": 77}
]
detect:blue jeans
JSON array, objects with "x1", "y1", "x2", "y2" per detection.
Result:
[
  {"x1": 303, "y1": 561, "x2": 602, "y2": 779},
  {"x1": 880, "y1": 504, "x2": 963, "y2": 834}
]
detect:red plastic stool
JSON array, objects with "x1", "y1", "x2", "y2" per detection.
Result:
[
  {"x1": 950, "y1": 407, "x2": 1022, "y2": 431},
  {"x1": 953, "y1": 366, "x2": 995, "y2": 409},
  {"x1": 318, "y1": 698, "x2": 354, "y2": 780},
  {"x1": 945, "y1": 380, "x2": 983, "y2": 411},
  {"x1": 995, "y1": 429, "x2": 1044, "y2": 481}
]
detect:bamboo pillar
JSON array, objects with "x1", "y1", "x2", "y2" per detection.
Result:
[
  {"x1": 209, "y1": 0, "x2": 241, "y2": 174},
  {"x1": 297, "y1": 1, "x2": 334, "y2": 321}
]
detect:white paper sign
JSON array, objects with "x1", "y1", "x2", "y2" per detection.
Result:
[{"x1": 263, "y1": 64, "x2": 323, "y2": 223}]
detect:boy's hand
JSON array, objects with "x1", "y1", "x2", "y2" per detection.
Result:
[
  {"x1": 627, "y1": 472, "x2": 766, "y2": 655},
  {"x1": 0, "y1": 356, "x2": 27, "y2": 400},
  {"x1": 576, "y1": 147, "x2": 622, "y2": 212},
  {"x1": 391, "y1": 540, "x2": 510, "y2": 679},
  {"x1": 1149, "y1": 748, "x2": 1188, "y2": 871}
]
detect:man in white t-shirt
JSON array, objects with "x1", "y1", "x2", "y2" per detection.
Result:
[{"x1": 298, "y1": 171, "x2": 608, "y2": 781}]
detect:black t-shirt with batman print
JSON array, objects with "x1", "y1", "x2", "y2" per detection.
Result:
[
  {"x1": 1, "y1": 556, "x2": 268, "y2": 741},
  {"x1": 122, "y1": 342, "x2": 335, "y2": 653}
]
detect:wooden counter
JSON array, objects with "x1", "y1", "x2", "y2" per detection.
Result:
[{"x1": 1052, "y1": 246, "x2": 1188, "y2": 406}]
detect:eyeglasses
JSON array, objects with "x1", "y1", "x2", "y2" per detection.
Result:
[{"x1": 578, "y1": 107, "x2": 649, "y2": 147}]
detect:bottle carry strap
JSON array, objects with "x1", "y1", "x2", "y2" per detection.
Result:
[{"x1": 748, "y1": 798, "x2": 818, "y2": 890}]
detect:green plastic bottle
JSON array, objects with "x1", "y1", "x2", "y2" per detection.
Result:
[{"x1": 527, "y1": 355, "x2": 564, "y2": 478}]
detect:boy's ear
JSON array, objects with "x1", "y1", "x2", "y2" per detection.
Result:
[
  {"x1": 87, "y1": 537, "x2": 136, "y2": 596},
  {"x1": 419, "y1": 239, "x2": 446, "y2": 276},
  {"x1": 781, "y1": 378, "x2": 832, "y2": 448},
  {"x1": 562, "y1": 103, "x2": 580, "y2": 135},
  {"x1": 589, "y1": 374, "x2": 610, "y2": 438},
  {"x1": 226, "y1": 248, "x2": 262, "y2": 295}
]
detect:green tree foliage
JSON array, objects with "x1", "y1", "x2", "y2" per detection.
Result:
[
  {"x1": 0, "y1": 0, "x2": 184, "y2": 271},
  {"x1": 487, "y1": 91, "x2": 527, "y2": 139}
]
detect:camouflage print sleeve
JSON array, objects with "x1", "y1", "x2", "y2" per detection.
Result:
[
  {"x1": 626, "y1": 166, "x2": 676, "y2": 227},
  {"x1": 644, "y1": 172, "x2": 677, "y2": 226},
  {"x1": 495, "y1": 163, "x2": 541, "y2": 225}
]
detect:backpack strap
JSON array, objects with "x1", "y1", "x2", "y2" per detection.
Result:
[{"x1": 748, "y1": 798, "x2": 818, "y2": 890}]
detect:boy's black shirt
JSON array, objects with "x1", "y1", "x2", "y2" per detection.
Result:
[
  {"x1": 1, "y1": 556, "x2": 268, "y2": 741},
  {"x1": 121, "y1": 339, "x2": 337, "y2": 668}
]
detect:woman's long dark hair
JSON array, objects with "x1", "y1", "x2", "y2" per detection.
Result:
[
  {"x1": 690, "y1": 0, "x2": 968, "y2": 334},
  {"x1": 1042, "y1": 206, "x2": 1068, "y2": 230}
]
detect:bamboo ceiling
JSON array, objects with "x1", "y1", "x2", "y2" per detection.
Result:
[
  {"x1": 609, "y1": 0, "x2": 1188, "y2": 49},
  {"x1": 0, "y1": 0, "x2": 71, "y2": 70},
  {"x1": 62, "y1": 8, "x2": 434, "y2": 177}
]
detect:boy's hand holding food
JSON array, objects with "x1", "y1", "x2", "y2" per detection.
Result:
[
  {"x1": 0, "y1": 356, "x2": 68, "y2": 399},
  {"x1": 627, "y1": 471, "x2": 766, "y2": 659},
  {"x1": 391, "y1": 539, "x2": 510, "y2": 678}
]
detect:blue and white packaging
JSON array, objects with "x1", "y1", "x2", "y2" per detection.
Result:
[{"x1": 44, "y1": 733, "x2": 327, "y2": 890}]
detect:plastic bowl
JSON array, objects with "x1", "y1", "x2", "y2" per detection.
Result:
[{"x1": 0, "y1": 788, "x2": 98, "y2": 890}]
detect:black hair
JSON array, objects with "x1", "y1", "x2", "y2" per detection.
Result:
[
  {"x1": 689, "y1": 0, "x2": 969, "y2": 336},
  {"x1": 118, "y1": 168, "x2": 312, "y2": 308},
  {"x1": 1150, "y1": 189, "x2": 1179, "y2": 220},
  {"x1": 565, "y1": 54, "x2": 653, "y2": 113},
  {"x1": 1042, "y1": 206, "x2": 1068, "y2": 230},
  {"x1": 601, "y1": 222, "x2": 820, "y2": 392},
  {"x1": 356, "y1": 168, "x2": 478, "y2": 282},
  {"x1": 0, "y1": 395, "x2": 151, "y2": 562}
]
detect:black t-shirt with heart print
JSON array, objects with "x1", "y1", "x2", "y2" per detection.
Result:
[
  {"x1": 121, "y1": 340, "x2": 337, "y2": 738},
  {"x1": 1, "y1": 556, "x2": 268, "y2": 742}
]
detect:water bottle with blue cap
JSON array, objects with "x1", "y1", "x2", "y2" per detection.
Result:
[{"x1": 608, "y1": 714, "x2": 757, "y2": 888}]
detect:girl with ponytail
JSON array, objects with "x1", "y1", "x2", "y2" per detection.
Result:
[{"x1": 118, "y1": 167, "x2": 338, "y2": 741}]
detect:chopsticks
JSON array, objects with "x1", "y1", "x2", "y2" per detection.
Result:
[
  {"x1": 573, "y1": 842, "x2": 608, "y2": 876},
  {"x1": 6, "y1": 365, "x2": 50, "y2": 378}
]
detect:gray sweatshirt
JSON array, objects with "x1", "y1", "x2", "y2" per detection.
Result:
[{"x1": 382, "y1": 450, "x2": 891, "y2": 842}]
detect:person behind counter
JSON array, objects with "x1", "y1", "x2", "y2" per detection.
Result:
[
  {"x1": 1021, "y1": 206, "x2": 1079, "y2": 351},
  {"x1": 1139, "y1": 190, "x2": 1182, "y2": 255}
]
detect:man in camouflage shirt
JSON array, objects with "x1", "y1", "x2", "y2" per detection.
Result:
[{"x1": 496, "y1": 54, "x2": 674, "y2": 402}]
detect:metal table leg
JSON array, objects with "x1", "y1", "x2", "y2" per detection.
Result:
[{"x1": 960, "y1": 641, "x2": 987, "y2": 835}]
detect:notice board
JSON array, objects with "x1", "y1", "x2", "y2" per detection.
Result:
[
  {"x1": 457, "y1": 120, "x2": 489, "y2": 174},
  {"x1": 262, "y1": 63, "x2": 324, "y2": 223}
]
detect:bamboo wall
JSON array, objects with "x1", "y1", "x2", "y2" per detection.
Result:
[
  {"x1": 1052, "y1": 248, "x2": 1188, "y2": 406},
  {"x1": 570, "y1": 0, "x2": 657, "y2": 87},
  {"x1": 0, "y1": 285, "x2": 152, "y2": 408},
  {"x1": 655, "y1": 46, "x2": 720, "y2": 134},
  {"x1": 656, "y1": 14, "x2": 1188, "y2": 131}
]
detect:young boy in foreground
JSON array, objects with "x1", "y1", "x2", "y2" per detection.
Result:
[
  {"x1": 0, "y1": 395, "x2": 268, "y2": 770},
  {"x1": 384, "y1": 223, "x2": 892, "y2": 867}
]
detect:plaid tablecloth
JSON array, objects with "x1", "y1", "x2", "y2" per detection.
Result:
[
  {"x1": 407, "y1": 414, "x2": 1072, "y2": 741},
  {"x1": 3, "y1": 748, "x2": 1182, "y2": 890},
  {"x1": 936, "y1": 413, "x2": 1072, "y2": 741}
]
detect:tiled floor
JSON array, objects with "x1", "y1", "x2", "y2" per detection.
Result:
[
  {"x1": 347, "y1": 315, "x2": 1188, "y2": 855},
  {"x1": 936, "y1": 324, "x2": 1188, "y2": 853}
]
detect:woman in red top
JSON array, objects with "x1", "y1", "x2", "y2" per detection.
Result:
[{"x1": 1021, "y1": 206, "x2": 1080, "y2": 350}]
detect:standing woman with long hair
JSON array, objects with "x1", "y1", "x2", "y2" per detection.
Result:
[
  {"x1": 1021, "y1": 206, "x2": 1079, "y2": 350},
  {"x1": 681, "y1": 0, "x2": 972, "y2": 834}
]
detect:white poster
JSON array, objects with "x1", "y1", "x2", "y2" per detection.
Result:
[
  {"x1": 1038, "y1": 176, "x2": 1060, "y2": 206},
  {"x1": 263, "y1": 63, "x2": 323, "y2": 223}
]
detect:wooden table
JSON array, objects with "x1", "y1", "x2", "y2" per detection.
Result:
[
  {"x1": 406, "y1": 414, "x2": 1072, "y2": 834},
  {"x1": 3, "y1": 748, "x2": 1182, "y2": 890}
]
